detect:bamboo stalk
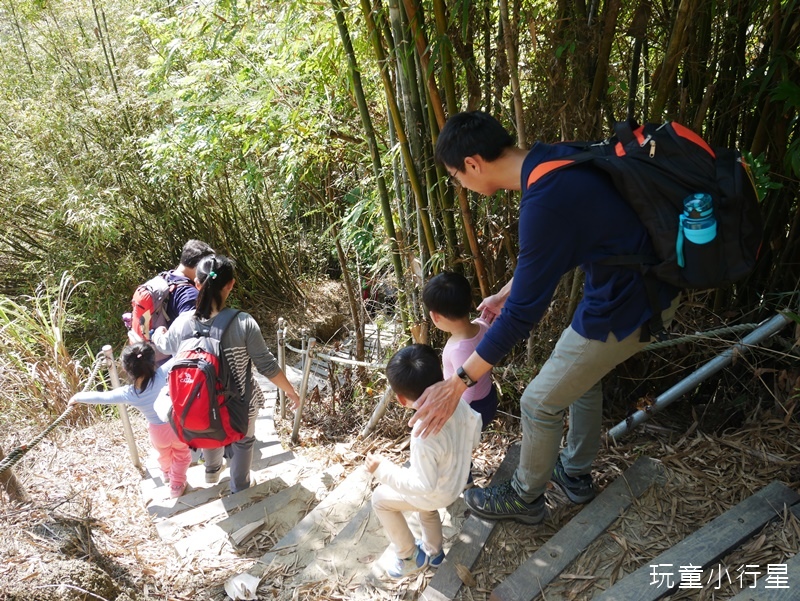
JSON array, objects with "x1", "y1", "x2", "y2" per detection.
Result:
[
  {"x1": 587, "y1": 0, "x2": 621, "y2": 121},
  {"x1": 651, "y1": 0, "x2": 695, "y2": 118},
  {"x1": 499, "y1": 0, "x2": 526, "y2": 145},
  {"x1": 358, "y1": 0, "x2": 437, "y2": 260},
  {"x1": 329, "y1": 0, "x2": 409, "y2": 331}
]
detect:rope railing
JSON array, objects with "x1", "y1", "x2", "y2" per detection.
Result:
[
  {"x1": 276, "y1": 316, "x2": 771, "y2": 442},
  {"x1": 0, "y1": 351, "x2": 106, "y2": 475},
  {"x1": 281, "y1": 324, "x2": 389, "y2": 370},
  {"x1": 284, "y1": 341, "x2": 388, "y2": 369}
]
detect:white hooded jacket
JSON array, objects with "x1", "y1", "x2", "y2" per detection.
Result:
[{"x1": 373, "y1": 399, "x2": 481, "y2": 511}]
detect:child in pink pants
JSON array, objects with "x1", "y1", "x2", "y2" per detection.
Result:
[{"x1": 69, "y1": 343, "x2": 191, "y2": 498}]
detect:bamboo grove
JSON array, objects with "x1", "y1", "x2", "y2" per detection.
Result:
[
  {"x1": 0, "y1": 0, "x2": 798, "y2": 354},
  {"x1": 329, "y1": 0, "x2": 800, "y2": 330}
]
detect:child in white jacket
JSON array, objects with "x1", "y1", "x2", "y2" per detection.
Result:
[{"x1": 366, "y1": 344, "x2": 481, "y2": 579}]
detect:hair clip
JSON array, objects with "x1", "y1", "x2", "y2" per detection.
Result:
[
  {"x1": 136, "y1": 353, "x2": 143, "y2": 358},
  {"x1": 209, "y1": 270, "x2": 217, "y2": 279}
]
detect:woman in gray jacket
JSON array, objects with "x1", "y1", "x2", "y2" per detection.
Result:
[{"x1": 155, "y1": 254, "x2": 299, "y2": 494}]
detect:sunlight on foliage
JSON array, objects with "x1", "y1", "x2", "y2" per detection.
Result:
[{"x1": 0, "y1": 273, "x2": 97, "y2": 429}]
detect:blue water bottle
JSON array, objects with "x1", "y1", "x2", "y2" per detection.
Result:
[{"x1": 676, "y1": 193, "x2": 716, "y2": 267}]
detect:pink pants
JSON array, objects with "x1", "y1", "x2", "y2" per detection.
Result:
[{"x1": 148, "y1": 423, "x2": 191, "y2": 487}]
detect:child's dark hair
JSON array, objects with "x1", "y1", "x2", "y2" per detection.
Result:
[
  {"x1": 195, "y1": 255, "x2": 235, "y2": 319},
  {"x1": 180, "y1": 239, "x2": 215, "y2": 268},
  {"x1": 121, "y1": 343, "x2": 157, "y2": 392},
  {"x1": 422, "y1": 271, "x2": 473, "y2": 319},
  {"x1": 434, "y1": 111, "x2": 515, "y2": 171},
  {"x1": 386, "y1": 344, "x2": 443, "y2": 401}
]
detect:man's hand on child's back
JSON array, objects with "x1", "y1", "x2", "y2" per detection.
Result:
[{"x1": 409, "y1": 376, "x2": 465, "y2": 439}]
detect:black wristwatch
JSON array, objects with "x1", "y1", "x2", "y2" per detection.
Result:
[{"x1": 456, "y1": 366, "x2": 477, "y2": 388}]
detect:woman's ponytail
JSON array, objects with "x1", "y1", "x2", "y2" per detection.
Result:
[{"x1": 195, "y1": 255, "x2": 235, "y2": 319}]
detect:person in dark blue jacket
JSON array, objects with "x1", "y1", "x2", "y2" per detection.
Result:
[{"x1": 411, "y1": 111, "x2": 680, "y2": 524}]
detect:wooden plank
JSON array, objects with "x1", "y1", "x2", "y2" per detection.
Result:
[
  {"x1": 423, "y1": 443, "x2": 521, "y2": 601},
  {"x1": 727, "y1": 503, "x2": 800, "y2": 601},
  {"x1": 155, "y1": 476, "x2": 293, "y2": 541},
  {"x1": 174, "y1": 481, "x2": 310, "y2": 557},
  {"x1": 489, "y1": 456, "x2": 665, "y2": 601},
  {"x1": 145, "y1": 456, "x2": 306, "y2": 519},
  {"x1": 248, "y1": 466, "x2": 374, "y2": 579},
  {"x1": 594, "y1": 481, "x2": 800, "y2": 601}
]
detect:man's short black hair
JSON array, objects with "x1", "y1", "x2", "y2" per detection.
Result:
[
  {"x1": 422, "y1": 271, "x2": 473, "y2": 319},
  {"x1": 180, "y1": 239, "x2": 215, "y2": 268},
  {"x1": 434, "y1": 111, "x2": 515, "y2": 171},
  {"x1": 386, "y1": 344, "x2": 443, "y2": 401}
]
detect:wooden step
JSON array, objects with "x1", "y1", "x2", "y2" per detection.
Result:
[
  {"x1": 488, "y1": 456, "x2": 665, "y2": 601},
  {"x1": 173, "y1": 466, "x2": 342, "y2": 558},
  {"x1": 155, "y1": 475, "x2": 299, "y2": 542},
  {"x1": 288, "y1": 492, "x2": 471, "y2": 599},
  {"x1": 727, "y1": 502, "x2": 800, "y2": 600},
  {"x1": 246, "y1": 465, "x2": 374, "y2": 580},
  {"x1": 593, "y1": 480, "x2": 800, "y2": 601}
]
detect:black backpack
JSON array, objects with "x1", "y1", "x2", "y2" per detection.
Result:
[{"x1": 527, "y1": 120, "x2": 764, "y2": 336}]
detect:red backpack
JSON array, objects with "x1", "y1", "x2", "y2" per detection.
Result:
[
  {"x1": 130, "y1": 272, "x2": 192, "y2": 361},
  {"x1": 167, "y1": 308, "x2": 250, "y2": 448}
]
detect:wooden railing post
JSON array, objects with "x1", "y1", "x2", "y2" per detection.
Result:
[
  {"x1": 102, "y1": 345, "x2": 141, "y2": 468},
  {"x1": 291, "y1": 337, "x2": 316, "y2": 444},
  {"x1": 276, "y1": 317, "x2": 287, "y2": 419}
]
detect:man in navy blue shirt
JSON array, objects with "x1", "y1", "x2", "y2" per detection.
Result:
[
  {"x1": 411, "y1": 111, "x2": 679, "y2": 523},
  {"x1": 164, "y1": 239, "x2": 215, "y2": 321}
]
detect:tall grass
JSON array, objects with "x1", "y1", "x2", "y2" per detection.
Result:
[{"x1": 0, "y1": 273, "x2": 99, "y2": 430}]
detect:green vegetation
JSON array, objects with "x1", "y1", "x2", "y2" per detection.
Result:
[{"x1": 0, "y1": 0, "x2": 797, "y2": 424}]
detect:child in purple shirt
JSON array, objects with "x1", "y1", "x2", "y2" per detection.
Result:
[{"x1": 423, "y1": 272, "x2": 498, "y2": 430}]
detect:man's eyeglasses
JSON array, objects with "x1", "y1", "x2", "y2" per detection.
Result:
[{"x1": 446, "y1": 171, "x2": 461, "y2": 190}]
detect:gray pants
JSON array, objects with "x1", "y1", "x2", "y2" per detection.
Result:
[
  {"x1": 513, "y1": 297, "x2": 679, "y2": 502},
  {"x1": 204, "y1": 413, "x2": 256, "y2": 494}
]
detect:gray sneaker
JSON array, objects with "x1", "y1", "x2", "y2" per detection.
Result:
[
  {"x1": 205, "y1": 465, "x2": 223, "y2": 484},
  {"x1": 464, "y1": 481, "x2": 546, "y2": 524},
  {"x1": 551, "y1": 457, "x2": 595, "y2": 504}
]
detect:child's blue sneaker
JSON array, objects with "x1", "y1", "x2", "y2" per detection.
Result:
[
  {"x1": 415, "y1": 540, "x2": 445, "y2": 568},
  {"x1": 385, "y1": 545, "x2": 428, "y2": 579}
]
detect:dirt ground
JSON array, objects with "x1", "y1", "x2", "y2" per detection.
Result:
[
  {"x1": 3, "y1": 401, "x2": 799, "y2": 600},
  {"x1": 2, "y1": 281, "x2": 800, "y2": 600}
]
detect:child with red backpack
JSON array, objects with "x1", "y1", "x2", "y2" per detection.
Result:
[
  {"x1": 68, "y1": 343, "x2": 192, "y2": 498},
  {"x1": 153, "y1": 255, "x2": 300, "y2": 494}
]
